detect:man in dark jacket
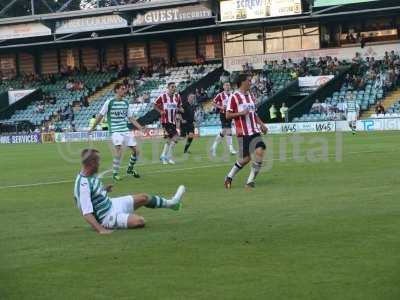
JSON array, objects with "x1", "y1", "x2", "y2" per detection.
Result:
[{"x1": 181, "y1": 94, "x2": 196, "y2": 154}]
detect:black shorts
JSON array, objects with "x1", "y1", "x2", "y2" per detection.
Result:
[
  {"x1": 180, "y1": 122, "x2": 195, "y2": 137},
  {"x1": 237, "y1": 133, "x2": 266, "y2": 158},
  {"x1": 162, "y1": 123, "x2": 178, "y2": 139},
  {"x1": 220, "y1": 113, "x2": 231, "y2": 129}
]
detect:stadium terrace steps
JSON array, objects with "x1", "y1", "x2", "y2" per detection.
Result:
[
  {"x1": 361, "y1": 87, "x2": 400, "y2": 119},
  {"x1": 87, "y1": 77, "x2": 125, "y2": 104}
]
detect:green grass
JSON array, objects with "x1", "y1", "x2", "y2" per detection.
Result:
[{"x1": 1, "y1": 132, "x2": 400, "y2": 300}]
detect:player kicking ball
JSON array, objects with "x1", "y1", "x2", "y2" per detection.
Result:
[
  {"x1": 224, "y1": 74, "x2": 268, "y2": 189},
  {"x1": 74, "y1": 148, "x2": 185, "y2": 234},
  {"x1": 89, "y1": 83, "x2": 142, "y2": 181},
  {"x1": 346, "y1": 98, "x2": 359, "y2": 135}
]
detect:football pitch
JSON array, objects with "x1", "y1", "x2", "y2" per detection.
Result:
[{"x1": 1, "y1": 132, "x2": 399, "y2": 300}]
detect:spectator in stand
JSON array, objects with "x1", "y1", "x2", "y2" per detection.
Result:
[
  {"x1": 269, "y1": 104, "x2": 278, "y2": 123},
  {"x1": 89, "y1": 115, "x2": 97, "y2": 131},
  {"x1": 280, "y1": 103, "x2": 288, "y2": 122},
  {"x1": 337, "y1": 98, "x2": 346, "y2": 114},
  {"x1": 375, "y1": 101, "x2": 385, "y2": 115},
  {"x1": 220, "y1": 71, "x2": 230, "y2": 83},
  {"x1": 310, "y1": 99, "x2": 322, "y2": 114},
  {"x1": 320, "y1": 100, "x2": 328, "y2": 113},
  {"x1": 66, "y1": 79, "x2": 74, "y2": 90},
  {"x1": 36, "y1": 102, "x2": 45, "y2": 113}
]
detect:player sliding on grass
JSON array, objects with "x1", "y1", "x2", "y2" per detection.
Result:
[
  {"x1": 89, "y1": 83, "x2": 142, "y2": 181},
  {"x1": 74, "y1": 148, "x2": 185, "y2": 234},
  {"x1": 224, "y1": 74, "x2": 268, "y2": 189}
]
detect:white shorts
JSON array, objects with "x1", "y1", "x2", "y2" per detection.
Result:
[
  {"x1": 102, "y1": 196, "x2": 135, "y2": 229},
  {"x1": 111, "y1": 132, "x2": 137, "y2": 147},
  {"x1": 347, "y1": 112, "x2": 358, "y2": 122}
]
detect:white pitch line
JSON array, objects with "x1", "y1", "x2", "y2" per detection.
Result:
[{"x1": 0, "y1": 149, "x2": 391, "y2": 190}]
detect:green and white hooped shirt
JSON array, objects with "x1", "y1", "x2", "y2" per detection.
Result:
[
  {"x1": 73, "y1": 173, "x2": 112, "y2": 223},
  {"x1": 99, "y1": 98, "x2": 130, "y2": 133}
]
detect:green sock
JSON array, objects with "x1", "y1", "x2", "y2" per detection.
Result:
[
  {"x1": 113, "y1": 157, "x2": 120, "y2": 175},
  {"x1": 145, "y1": 195, "x2": 175, "y2": 209},
  {"x1": 128, "y1": 155, "x2": 137, "y2": 168}
]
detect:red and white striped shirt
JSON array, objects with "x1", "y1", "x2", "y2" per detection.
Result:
[
  {"x1": 213, "y1": 91, "x2": 231, "y2": 114},
  {"x1": 227, "y1": 91, "x2": 260, "y2": 137},
  {"x1": 154, "y1": 92, "x2": 182, "y2": 125}
]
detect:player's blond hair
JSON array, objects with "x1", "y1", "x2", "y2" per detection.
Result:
[{"x1": 81, "y1": 148, "x2": 100, "y2": 165}]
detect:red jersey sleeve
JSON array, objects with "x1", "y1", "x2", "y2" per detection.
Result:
[
  {"x1": 154, "y1": 95, "x2": 163, "y2": 110},
  {"x1": 213, "y1": 93, "x2": 221, "y2": 106},
  {"x1": 227, "y1": 94, "x2": 238, "y2": 113}
]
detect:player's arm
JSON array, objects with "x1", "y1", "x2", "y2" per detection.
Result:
[
  {"x1": 226, "y1": 96, "x2": 249, "y2": 119},
  {"x1": 89, "y1": 115, "x2": 104, "y2": 132},
  {"x1": 177, "y1": 95, "x2": 184, "y2": 113},
  {"x1": 256, "y1": 114, "x2": 268, "y2": 134},
  {"x1": 212, "y1": 94, "x2": 224, "y2": 111},
  {"x1": 129, "y1": 116, "x2": 143, "y2": 131},
  {"x1": 83, "y1": 213, "x2": 112, "y2": 234},
  {"x1": 78, "y1": 179, "x2": 111, "y2": 234},
  {"x1": 90, "y1": 100, "x2": 109, "y2": 132},
  {"x1": 153, "y1": 96, "x2": 165, "y2": 115}
]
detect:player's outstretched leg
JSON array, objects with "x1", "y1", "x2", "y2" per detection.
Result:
[
  {"x1": 127, "y1": 146, "x2": 140, "y2": 178},
  {"x1": 134, "y1": 185, "x2": 186, "y2": 211}
]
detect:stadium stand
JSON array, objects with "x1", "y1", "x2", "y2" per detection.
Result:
[
  {"x1": 2, "y1": 71, "x2": 118, "y2": 129},
  {"x1": 294, "y1": 52, "x2": 400, "y2": 122},
  {"x1": 72, "y1": 63, "x2": 221, "y2": 130}
]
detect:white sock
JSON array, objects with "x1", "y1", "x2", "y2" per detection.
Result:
[
  {"x1": 212, "y1": 133, "x2": 223, "y2": 150},
  {"x1": 161, "y1": 142, "x2": 169, "y2": 158},
  {"x1": 112, "y1": 157, "x2": 121, "y2": 175},
  {"x1": 247, "y1": 161, "x2": 262, "y2": 184},
  {"x1": 227, "y1": 161, "x2": 243, "y2": 179},
  {"x1": 226, "y1": 135, "x2": 233, "y2": 147},
  {"x1": 167, "y1": 141, "x2": 176, "y2": 159}
]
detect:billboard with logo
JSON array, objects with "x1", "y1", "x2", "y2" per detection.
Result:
[
  {"x1": 0, "y1": 23, "x2": 51, "y2": 40},
  {"x1": 133, "y1": 5, "x2": 213, "y2": 26},
  {"x1": 220, "y1": 0, "x2": 302, "y2": 22},
  {"x1": 299, "y1": 76, "x2": 334, "y2": 92},
  {"x1": 56, "y1": 15, "x2": 127, "y2": 34}
]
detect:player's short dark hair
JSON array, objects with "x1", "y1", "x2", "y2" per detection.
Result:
[
  {"x1": 81, "y1": 148, "x2": 100, "y2": 165},
  {"x1": 236, "y1": 73, "x2": 249, "y2": 87},
  {"x1": 168, "y1": 82, "x2": 176, "y2": 87},
  {"x1": 114, "y1": 83, "x2": 125, "y2": 92}
]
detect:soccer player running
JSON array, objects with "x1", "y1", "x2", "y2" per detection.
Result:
[
  {"x1": 180, "y1": 93, "x2": 196, "y2": 154},
  {"x1": 346, "y1": 98, "x2": 359, "y2": 135},
  {"x1": 89, "y1": 83, "x2": 143, "y2": 181},
  {"x1": 154, "y1": 82, "x2": 183, "y2": 164},
  {"x1": 74, "y1": 149, "x2": 185, "y2": 234},
  {"x1": 211, "y1": 82, "x2": 237, "y2": 156},
  {"x1": 224, "y1": 74, "x2": 268, "y2": 189}
]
